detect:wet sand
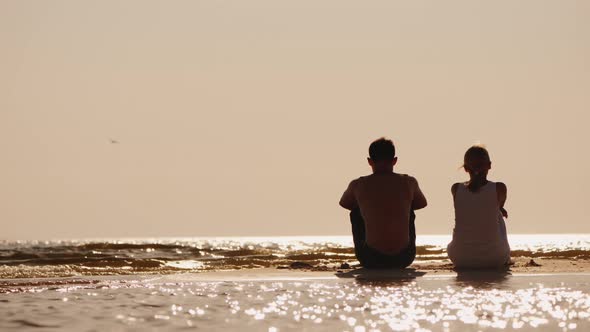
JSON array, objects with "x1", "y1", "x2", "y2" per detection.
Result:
[{"x1": 415, "y1": 256, "x2": 590, "y2": 273}]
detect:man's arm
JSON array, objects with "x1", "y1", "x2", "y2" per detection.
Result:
[
  {"x1": 339, "y1": 180, "x2": 357, "y2": 210},
  {"x1": 410, "y1": 177, "x2": 427, "y2": 210}
]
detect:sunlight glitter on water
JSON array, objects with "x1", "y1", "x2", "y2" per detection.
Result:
[
  {"x1": 4, "y1": 234, "x2": 589, "y2": 252},
  {"x1": 3, "y1": 273, "x2": 590, "y2": 331}
]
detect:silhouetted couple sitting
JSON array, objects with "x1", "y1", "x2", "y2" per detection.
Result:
[{"x1": 340, "y1": 138, "x2": 511, "y2": 270}]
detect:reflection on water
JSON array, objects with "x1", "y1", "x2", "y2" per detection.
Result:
[
  {"x1": 455, "y1": 270, "x2": 511, "y2": 289},
  {"x1": 336, "y1": 268, "x2": 427, "y2": 287},
  {"x1": 2, "y1": 273, "x2": 590, "y2": 331}
]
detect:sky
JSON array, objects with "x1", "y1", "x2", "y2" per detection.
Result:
[{"x1": 1, "y1": 1, "x2": 589, "y2": 240}]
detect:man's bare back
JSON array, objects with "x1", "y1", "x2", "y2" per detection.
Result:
[{"x1": 340, "y1": 172, "x2": 426, "y2": 254}]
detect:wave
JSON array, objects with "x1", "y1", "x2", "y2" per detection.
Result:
[{"x1": 1, "y1": 235, "x2": 589, "y2": 279}]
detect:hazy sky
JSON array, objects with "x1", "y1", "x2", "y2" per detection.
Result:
[{"x1": 1, "y1": 1, "x2": 589, "y2": 240}]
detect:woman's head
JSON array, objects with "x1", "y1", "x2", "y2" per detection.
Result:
[
  {"x1": 463, "y1": 145, "x2": 491, "y2": 192},
  {"x1": 463, "y1": 145, "x2": 491, "y2": 176}
]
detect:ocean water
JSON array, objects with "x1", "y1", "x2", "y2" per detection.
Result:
[
  {"x1": 2, "y1": 234, "x2": 590, "y2": 331},
  {"x1": 2, "y1": 269, "x2": 590, "y2": 331},
  {"x1": 1, "y1": 234, "x2": 589, "y2": 279}
]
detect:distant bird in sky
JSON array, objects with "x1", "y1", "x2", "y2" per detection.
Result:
[{"x1": 109, "y1": 138, "x2": 119, "y2": 144}]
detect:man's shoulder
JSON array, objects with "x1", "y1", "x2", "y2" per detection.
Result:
[
  {"x1": 391, "y1": 172, "x2": 414, "y2": 178},
  {"x1": 351, "y1": 175, "x2": 371, "y2": 183},
  {"x1": 394, "y1": 173, "x2": 418, "y2": 183},
  {"x1": 359, "y1": 173, "x2": 419, "y2": 182},
  {"x1": 345, "y1": 176, "x2": 364, "y2": 189}
]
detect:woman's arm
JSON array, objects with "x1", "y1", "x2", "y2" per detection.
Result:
[
  {"x1": 496, "y1": 182, "x2": 508, "y2": 218},
  {"x1": 451, "y1": 183, "x2": 459, "y2": 201}
]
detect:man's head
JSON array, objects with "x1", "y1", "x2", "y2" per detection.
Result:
[{"x1": 368, "y1": 137, "x2": 397, "y2": 172}]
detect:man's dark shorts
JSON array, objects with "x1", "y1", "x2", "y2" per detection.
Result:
[{"x1": 350, "y1": 208, "x2": 416, "y2": 269}]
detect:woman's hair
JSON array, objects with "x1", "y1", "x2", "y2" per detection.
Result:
[{"x1": 463, "y1": 145, "x2": 491, "y2": 192}]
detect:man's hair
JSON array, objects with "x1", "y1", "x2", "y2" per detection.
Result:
[{"x1": 369, "y1": 137, "x2": 396, "y2": 162}]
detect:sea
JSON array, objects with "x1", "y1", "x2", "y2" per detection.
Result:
[
  {"x1": 1, "y1": 234, "x2": 589, "y2": 279},
  {"x1": 2, "y1": 234, "x2": 590, "y2": 331}
]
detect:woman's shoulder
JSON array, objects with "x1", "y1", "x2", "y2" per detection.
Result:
[
  {"x1": 451, "y1": 182, "x2": 468, "y2": 189},
  {"x1": 488, "y1": 180, "x2": 507, "y2": 188},
  {"x1": 495, "y1": 181, "x2": 507, "y2": 194},
  {"x1": 451, "y1": 182, "x2": 467, "y2": 196}
]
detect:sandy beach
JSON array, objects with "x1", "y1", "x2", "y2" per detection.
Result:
[{"x1": 415, "y1": 257, "x2": 590, "y2": 274}]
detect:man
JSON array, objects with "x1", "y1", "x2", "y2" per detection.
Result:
[{"x1": 339, "y1": 137, "x2": 427, "y2": 268}]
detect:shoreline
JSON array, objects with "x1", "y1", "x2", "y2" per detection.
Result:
[
  {"x1": 414, "y1": 256, "x2": 590, "y2": 273},
  {"x1": 1, "y1": 257, "x2": 588, "y2": 286},
  {"x1": 3, "y1": 268, "x2": 590, "y2": 292}
]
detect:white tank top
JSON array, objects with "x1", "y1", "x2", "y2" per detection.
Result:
[{"x1": 452, "y1": 181, "x2": 508, "y2": 247}]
